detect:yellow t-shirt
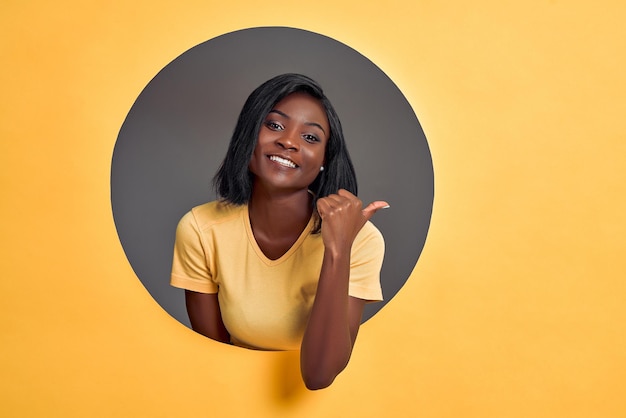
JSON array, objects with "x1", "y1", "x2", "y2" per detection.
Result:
[{"x1": 170, "y1": 201, "x2": 384, "y2": 350}]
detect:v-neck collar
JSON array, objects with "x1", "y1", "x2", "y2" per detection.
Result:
[{"x1": 243, "y1": 205, "x2": 316, "y2": 266}]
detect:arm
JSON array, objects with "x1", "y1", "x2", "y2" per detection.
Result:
[
  {"x1": 171, "y1": 210, "x2": 229, "y2": 343},
  {"x1": 300, "y1": 189, "x2": 388, "y2": 390},
  {"x1": 185, "y1": 290, "x2": 230, "y2": 344}
]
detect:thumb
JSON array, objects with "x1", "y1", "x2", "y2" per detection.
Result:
[{"x1": 361, "y1": 201, "x2": 390, "y2": 221}]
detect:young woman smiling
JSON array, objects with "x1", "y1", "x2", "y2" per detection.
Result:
[{"x1": 171, "y1": 74, "x2": 388, "y2": 390}]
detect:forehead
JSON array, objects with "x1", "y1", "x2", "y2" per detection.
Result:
[{"x1": 271, "y1": 93, "x2": 329, "y2": 124}]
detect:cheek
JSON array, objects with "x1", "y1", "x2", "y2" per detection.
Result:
[
  {"x1": 314, "y1": 140, "x2": 327, "y2": 162},
  {"x1": 248, "y1": 147, "x2": 263, "y2": 173},
  {"x1": 304, "y1": 147, "x2": 325, "y2": 168},
  {"x1": 250, "y1": 136, "x2": 266, "y2": 160}
]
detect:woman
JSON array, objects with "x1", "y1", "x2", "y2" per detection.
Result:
[{"x1": 171, "y1": 73, "x2": 388, "y2": 390}]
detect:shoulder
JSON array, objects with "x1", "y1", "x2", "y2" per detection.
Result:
[
  {"x1": 353, "y1": 221, "x2": 384, "y2": 251},
  {"x1": 181, "y1": 200, "x2": 245, "y2": 232},
  {"x1": 348, "y1": 221, "x2": 385, "y2": 301}
]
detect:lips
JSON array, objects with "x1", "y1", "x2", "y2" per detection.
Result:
[{"x1": 268, "y1": 155, "x2": 298, "y2": 169}]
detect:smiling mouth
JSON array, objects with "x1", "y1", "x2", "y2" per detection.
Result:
[{"x1": 268, "y1": 155, "x2": 298, "y2": 168}]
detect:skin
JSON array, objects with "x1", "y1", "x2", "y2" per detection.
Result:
[{"x1": 186, "y1": 92, "x2": 388, "y2": 390}]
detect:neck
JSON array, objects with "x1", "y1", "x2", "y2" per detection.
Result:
[{"x1": 248, "y1": 186, "x2": 313, "y2": 240}]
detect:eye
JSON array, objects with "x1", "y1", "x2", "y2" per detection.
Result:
[
  {"x1": 265, "y1": 121, "x2": 283, "y2": 131},
  {"x1": 302, "y1": 134, "x2": 320, "y2": 143}
]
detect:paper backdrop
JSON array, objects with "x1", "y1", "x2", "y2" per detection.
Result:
[{"x1": 2, "y1": 1, "x2": 625, "y2": 417}]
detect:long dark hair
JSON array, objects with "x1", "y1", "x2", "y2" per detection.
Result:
[{"x1": 213, "y1": 73, "x2": 357, "y2": 229}]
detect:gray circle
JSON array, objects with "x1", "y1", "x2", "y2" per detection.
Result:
[{"x1": 111, "y1": 27, "x2": 433, "y2": 327}]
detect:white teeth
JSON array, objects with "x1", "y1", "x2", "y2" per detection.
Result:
[{"x1": 269, "y1": 155, "x2": 296, "y2": 168}]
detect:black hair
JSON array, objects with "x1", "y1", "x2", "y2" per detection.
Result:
[{"x1": 213, "y1": 73, "x2": 357, "y2": 230}]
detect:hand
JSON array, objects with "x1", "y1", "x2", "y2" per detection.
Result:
[{"x1": 316, "y1": 189, "x2": 389, "y2": 253}]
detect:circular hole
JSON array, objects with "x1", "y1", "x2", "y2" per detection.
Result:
[{"x1": 111, "y1": 27, "x2": 433, "y2": 329}]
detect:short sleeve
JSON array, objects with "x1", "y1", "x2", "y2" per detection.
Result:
[
  {"x1": 170, "y1": 210, "x2": 218, "y2": 294},
  {"x1": 348, "y1": 221, "x2": 385, "y2": 302}
]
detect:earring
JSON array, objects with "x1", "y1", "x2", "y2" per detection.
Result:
[{"x1": 320, "y1": 166, "x2": 324, "y2": 172}]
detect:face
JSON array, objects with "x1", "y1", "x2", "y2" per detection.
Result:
[{"x1": 249, "y1": 92, "x2": 329, "y2": 193}]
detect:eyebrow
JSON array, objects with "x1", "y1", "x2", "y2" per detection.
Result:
[{"x1": 268, "y1": 109, "x2": 327, "y2": 135}]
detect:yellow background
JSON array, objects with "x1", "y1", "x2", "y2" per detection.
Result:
[{"x1": 2, "y1": 1, "x2": 625, "y2": 417}]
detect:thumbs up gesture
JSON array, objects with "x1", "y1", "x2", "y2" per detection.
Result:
[{"x1": 316, "y1": 189, "x2": 389, "y2": 253}]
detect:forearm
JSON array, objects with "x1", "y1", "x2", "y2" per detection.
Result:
[
  {"x1": 300, "y1": 247, "x2": 354, "y2": 390},
  {"x1": 301, "y1": 189, "x2": 386, "y2": 389}
]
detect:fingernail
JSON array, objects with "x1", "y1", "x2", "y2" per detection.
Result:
[{"x1": 382, "y1": 205, "x2": 390, "y2": 209}]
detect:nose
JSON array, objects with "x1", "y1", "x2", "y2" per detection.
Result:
[{"x1": 276, "y1": 130, "x2": 299, "y2": 151}]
